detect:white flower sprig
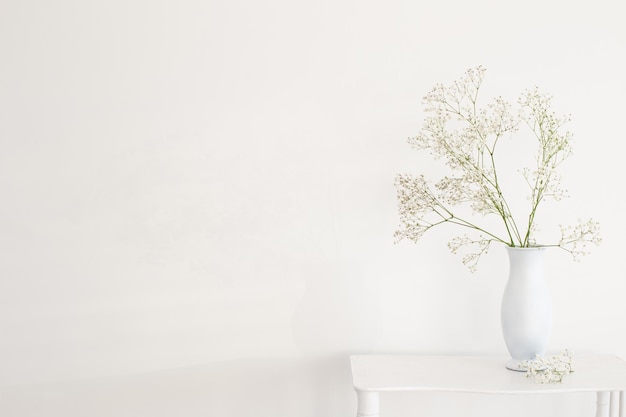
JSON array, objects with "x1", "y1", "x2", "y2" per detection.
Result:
[
  {"x1": 518, "y1": 350, "x2": 574, "y2": 384},
  {"x1": 394, "y1": 66, "x2": 601, "y2": 271}
]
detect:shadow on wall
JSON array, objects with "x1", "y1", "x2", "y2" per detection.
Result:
[{"x1": 0, "y1": 356, "x2": 355, "y2": 417}]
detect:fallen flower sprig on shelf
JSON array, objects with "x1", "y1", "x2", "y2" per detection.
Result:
[{"x1": 519, "y1": 350, "x2": 574, "y2": 384}]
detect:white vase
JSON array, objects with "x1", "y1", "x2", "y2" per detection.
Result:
[{"x1": 501, "y1": 246, "x2": 552, "y2": 371}]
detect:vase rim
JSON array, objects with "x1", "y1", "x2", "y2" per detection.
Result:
[{"x1": 505, "y1": 245, "x2": 547, "y2": 251}]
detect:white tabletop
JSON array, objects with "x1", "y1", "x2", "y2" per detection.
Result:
[{"x1": 351, "y1": 354, "x2": 626, "y2": 394}]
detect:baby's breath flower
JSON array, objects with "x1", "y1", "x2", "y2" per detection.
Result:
[
  {"x1": 558, "y1": 219, "x2": 602, "y2": 260},
  {"x1": 394, "y1": 67, "x2": 601, "y2": 271},
  {"x1": 519, "y1": 350, "x2": 574, "y2": 384},
  {"x1": 448, "y1": 235, "x2": 492, "y2": 273}
]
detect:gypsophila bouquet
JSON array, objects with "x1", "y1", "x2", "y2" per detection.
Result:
[
  {"x1": 519, "y1": 350, "x2": 574, "y2": 384},
  {"x1": 394, "y1": 66, "x2": 601, "y2": 271}
]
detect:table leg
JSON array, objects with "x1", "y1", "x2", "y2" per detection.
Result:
[
  {"x1": 611, "y1": 392, "x2": 620, "y2": 417},
  {"x1": 597, "y1": 392, "x2": 610, "y2": 417},
  {"x1": 620, "y1": 392, "x2": 625, "y2": 417},
  {"x1": 356, "y1": 391, "x2": 379, "y2": 417}
]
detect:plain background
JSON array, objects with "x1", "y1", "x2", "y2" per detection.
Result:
[{"x1": 1, "y1": 0, "x2": 624, "y2": 416}]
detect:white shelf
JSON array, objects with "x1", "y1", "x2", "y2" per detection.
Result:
[{"x1": 350, "y1": 354, "x2": 626, "y2": 417}]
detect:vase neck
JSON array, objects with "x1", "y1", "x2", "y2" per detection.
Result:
[{"x1": 506, "y1": 247, "x2": 546, "y2": 280}]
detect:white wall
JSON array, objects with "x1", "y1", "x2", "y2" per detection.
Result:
[{"x1": 0, "y1": 0, "x2": 624, "y2": 415}]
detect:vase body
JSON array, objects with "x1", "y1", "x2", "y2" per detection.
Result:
[{"x1": 501, "y1": 246, "x2": 552, "y2": 371}]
